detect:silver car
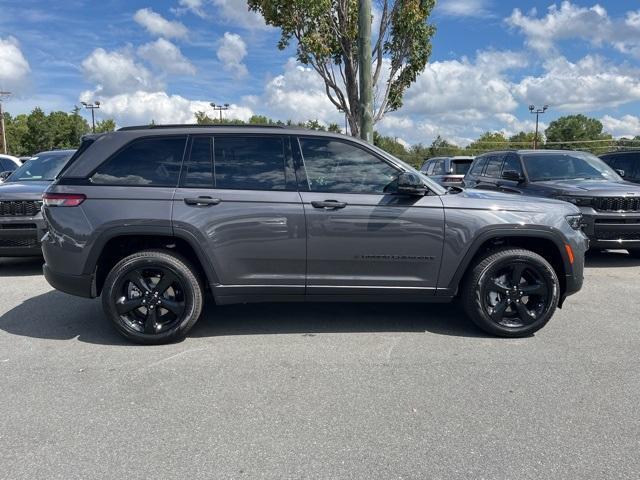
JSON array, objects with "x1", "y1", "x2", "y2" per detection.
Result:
[{"x1": 420, "y1": 156, "x2": 474, "y2": 187}]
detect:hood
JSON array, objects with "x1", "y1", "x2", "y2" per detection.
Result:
[
  {"x1": 0, "y1": 181, "x2": 50, "y2": 200},
  {"x1": 442, "y1": 188, "x2": 580, "y2": 214},
  {"x1": 532, "y1": 178, "x2": 640, "y2": 196}
]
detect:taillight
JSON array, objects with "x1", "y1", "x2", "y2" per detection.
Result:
[{"x1": 42, "y1": 193, "x2": 86, "y2": 207}]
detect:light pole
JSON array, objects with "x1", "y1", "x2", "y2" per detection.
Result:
[
  {"x1": 210, "y1": 103, "x2": 230, "y2": 122},
  {"x1": 529, "y1": 104, "x2": 548, "y2": 150},
  {"x1": 0, "y1": 91, "x2": 10, "y2": 154},
  {"x1": 81, "y1": 101, "x2": 101, "y2": 133}
]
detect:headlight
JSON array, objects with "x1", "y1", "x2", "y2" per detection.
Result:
[
  {"x1": 556, "y1": 196, "x2": 593, "y2": 206},
  {"x1": 565, "y1": 214, "x2": 583, "y2": 230}
]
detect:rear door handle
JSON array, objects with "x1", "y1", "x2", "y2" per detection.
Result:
[
  {"x1": 184, "y1": 196, "x2": 221, "y2": 206},
  {"x1": 311, "y1": 200, "x2": 347, "y2": 210}
]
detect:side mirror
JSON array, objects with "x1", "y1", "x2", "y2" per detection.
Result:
[
  {"x1": 396, "y1": 172, "x2": 427, "y2": 196},
  {"x1": 616, "y1": 169, "x2": 625, "y2": 178},
  {"x1": 502, "y1": 170, "x2": 524, "y2": 183},
  {"x1": 0, "y1": 171, "x2": 12, "y2": 182}
]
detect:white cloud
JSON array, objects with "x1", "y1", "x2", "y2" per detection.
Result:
[
  {"x1": 438, "y1": 0, "x2": 492, "y2": 18},
  {"x1": 246, "y1": 58, "x2": 342, "y2": 125},
  {"x1": 138, "y1": 38, "x2": 196, "y2": 75},
  {"x1": 212, "y1": 0, "x2": 269, "y2": 30},
  {"x1": 514, "y1": 55, "x2": 640, "y2": 111},
  {"x1": 133, "y1": 8, "x2": 188, "y2": 39},
  {"x1": 80, "y1": 90, "x2": 254, "y2": 126},
  {"x1": 0, "y1": 36, "x2": 30, "y2": 92},
  {"x1": 507, "y1": 2, "x2": 640, "y2": 58},
  {"x1": 217, "y1": 32, "x2": 248, "y2": 78},
  {"x1": 177, "y1": 0, "x2": 205, "y2": 17},
  {"x1": 400, "y1": 50, "x2": 528, "y2": 120},
  {"x1": 81, "y1": 48, "x2": 163, "y2": 96},
  {"x1": 601, "y1": 115, "x2": 640, "y2": 138}
]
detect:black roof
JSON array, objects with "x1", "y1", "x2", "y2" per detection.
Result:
[{"x1": 118, "y1": 124, "x2": 286, "y2": 131}]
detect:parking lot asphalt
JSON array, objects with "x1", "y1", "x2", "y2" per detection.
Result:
[{"x1": 0, "y1": 251, "x2": 639, "y2": 480}]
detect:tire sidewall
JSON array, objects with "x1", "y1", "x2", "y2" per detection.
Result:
[
  {"x1": 472, "y1": 252, "x2": 559, "y2": 337},
  {"x1": 102, "y1": 254, "x2": 201, "y2": 344}
]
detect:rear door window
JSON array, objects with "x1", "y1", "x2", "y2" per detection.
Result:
[
  {"x1": 214, "y1": 135, "x2": 287, "y2": 190},
  {"x1": 610, "y1": 154, "x2": 638, "y2": 180},
  {"x1": 183, "y1": 136, "x2": 214, "y2": 188},
  {"x1": 433, "y1": 160, "x2": 447, "y2": 175},
  {"x1": 91, "y1": 137, "x2": 186, "y2": 186}
]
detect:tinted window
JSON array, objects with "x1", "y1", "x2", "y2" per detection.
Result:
[
  {"x1": 522, "y1": 152, "x2": 622, "y2": 182},
  {"x1": 501, "y1": 155, "x2": 523, "y2": 176},
  {"x1": 214, "y1": 136, "x2": 286, "y2": 190},
  {"x1": 424, "y1": 161, "x2": 436, "y2": 175},
  {"x1": 91, "y1": 137, "x2": 186, "y2": 186},
  {"x1": 299, "y1": 138, "x2": 399, "y2": 194},
  {"x1": 608, "y1": 154, "x2": 638, "y2": 180},
  {"x1": 7, "y1": 152, "x2": 73, "y2": 182},
  {"x1": 452, "y1": 160, "x2": 472, "y2": 174},
  {"x1": 183, "y1": 136, "x2": 213, "y2": 188},
  {"x1": 433, "y1": 160, "x2": 447, "y2": 175},
  {"x1": 484, "y1": 156, "x2": 503, "y2": 178},
  {"x1": 469, "y1": 157, "x2": 487, "y2": 175}
]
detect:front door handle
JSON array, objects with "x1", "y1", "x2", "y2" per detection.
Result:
[
  {"x1": 311, "y1": 200, "x2": 347, "y2": 210},
  {"x1": 184, "y1": 196, "x2": 221, "y2": 206}
]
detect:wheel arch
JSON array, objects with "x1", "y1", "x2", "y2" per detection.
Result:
[{"x1": 446, "y1": 228, "x2": 572, "y2": 299}]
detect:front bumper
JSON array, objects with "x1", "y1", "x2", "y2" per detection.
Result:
[
  {"x1": 0, "y1": 216, "x2": 47, "y2": 257},
  {"x1": 579, "y1": 208, "x2": 640, "y2": 250}
]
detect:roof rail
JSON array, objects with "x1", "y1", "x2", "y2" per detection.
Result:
[{"x1": 117, "y1": 124, "x2": 286, "y2": 131}]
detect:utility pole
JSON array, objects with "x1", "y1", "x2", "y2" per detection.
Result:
[
  {"x1": 358, "y1": 0, "x2": 373, "y2": 143},
  {"x1": 210, "y1": 103, "x2": 230, "y2": 122},
  {"x1": 81, "y1": 101, "x2": 101, "y2": 133},
  {"x1": 0, "y1": 91, "x2": 10, "y2": 154},
  {"x1": 529, "y1": 104, "x2": 548, "y2": 149}
]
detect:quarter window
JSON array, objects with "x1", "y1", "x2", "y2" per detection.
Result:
[
  {"x1": 91, "y1": 137, "x2": 186, "y2": 186},
  {"x1": 299, "y1": 138, "x2": 399, "y2": 194},
  {"x1": 214, "y1": 136, "x2": 286, "y2": 190}
]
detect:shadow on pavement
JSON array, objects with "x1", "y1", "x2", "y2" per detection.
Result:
[
  {"x1": 0, "y1": 291, "x2": 488, "y2": 345},
  {"x1": 585, "y1": 249, "x2": 640, "y2": 268},
  {"x1": 0, "y1": 257, "x2": 44, "y2": 277}
]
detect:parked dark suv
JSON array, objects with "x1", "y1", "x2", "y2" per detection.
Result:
[
  {"x1": 42, "y1": 126, "x2": 587, "y2": 344},
  {"x1": 0, "y1": 149, "x2": 75, "y2": 256},
  {"x1": 600, "y1": 150, "x2": 640, "y2": 184},
  {"x1": 463, "y1": 150, "x2": 640, "y2": 257}
]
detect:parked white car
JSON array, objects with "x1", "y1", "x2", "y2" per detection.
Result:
[{"x1": 0, "y1": 154, "x2": 22, "y2": 183}]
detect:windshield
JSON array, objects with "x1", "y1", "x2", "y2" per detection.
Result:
[
  {"x1": 6, "y1": 152, "x2": 74, "y2": 182},
  {"x1": 523, "y1": 152, "x2": 622, "y2": 182},
  {"x1": 452, "y1": 160, "x2": 472, "y2": 175}
]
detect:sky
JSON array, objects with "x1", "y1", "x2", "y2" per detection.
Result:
[{"x1": 1, "y1": 0, "x2": 640, "y2": 146}]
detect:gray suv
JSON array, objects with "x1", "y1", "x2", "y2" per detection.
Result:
[{"x1": 42, "y1": 126, "x2": 588, "y2": 344}]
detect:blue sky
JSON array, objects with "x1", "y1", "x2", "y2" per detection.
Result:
[{"x1": 1, "y1": 0, "x2": 640, "y2": 145}]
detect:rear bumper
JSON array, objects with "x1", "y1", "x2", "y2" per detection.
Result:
[
  {"x1": 43, "y1": 264, "x2": 95, "y2": 298},
  {"x1": 0, "y1": 217, "x2": 46, "y2": 257}
]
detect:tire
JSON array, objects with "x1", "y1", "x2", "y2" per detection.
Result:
[
  {"x1": 627, "y1": 249, "x2": 640, "y2": 259},
  {"x1": 101, "y1": 249, "x2": 203, "y2": 345},
  {"x1": 461, "y1": 248, "x2": 560, "y2": 338}
]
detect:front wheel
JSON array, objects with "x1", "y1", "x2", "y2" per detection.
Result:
[
  {"x1": 101, "y1": 250, "x2": 203, "y2": 344},
  {"x1": 461, "y1": 248, "x2": 560, "y2": 337}
]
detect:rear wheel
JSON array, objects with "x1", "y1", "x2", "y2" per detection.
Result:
[
  {"x1": 101, "y1": 250, "x2": 203, "y2": 344},
  {"x1": 461, "y1": 248, "x2": 559, "y2": 337},
  {"x1": 627, "y1": 249, "x2": 640, "y2": 259}
]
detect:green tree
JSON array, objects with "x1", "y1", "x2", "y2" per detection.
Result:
[
  {"x1": 544, "y1": 114, "x2": 612, "y2": 152},
  {"x1": 95, "y1": 119, "x2": 117, "y2": 133},
  {"x1": 508, "y1": 131, "x2": 541, "y2": 149},
  {"x1": 248, "y1": 0, "x2": 436, "y2": 137},
  {"x1": 428, "y1": 135, "x2": 461, "y2": 158},
  {"x1": 3, "y1": 113, "x2": 29, "y2": 156},
  {"x1": 24, "y1": 107, "x2": 52, "y2": 154},
  {"x1": 466, "y1": 132, "x2": 508, "y2": 155}
]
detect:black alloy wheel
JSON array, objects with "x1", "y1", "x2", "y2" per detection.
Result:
[
  {"x1": 462, "y1": 248, "x2": 560, "y2": 337},
  {"x1": 102, "y1": 250, "x2": 203, "y2": 344}
]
